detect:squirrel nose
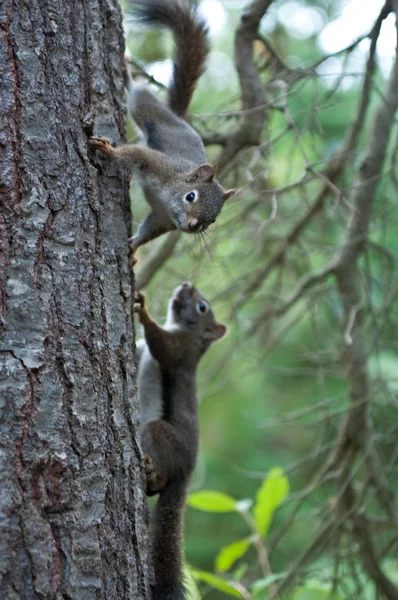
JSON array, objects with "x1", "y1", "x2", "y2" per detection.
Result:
[
  {"x1": 188, "y1": 218, "x2": 201, "y2": 232},
  {"x1": 174, "y1": 281, "x2": 194, "y2": 303}
]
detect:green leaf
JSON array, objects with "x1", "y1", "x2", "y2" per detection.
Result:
[
  {"x1": 253, "y1": 467, "x2": 289, "y2": 536},
  {"x1": 190, "y1": 569, "x2": 246, "y2": 598},
  {"x1": 188, "y1": 491, "x2": 237, "y2": 513},
  {"x1": 215, "y1": 538, "x2": 251, "y2": 573}
]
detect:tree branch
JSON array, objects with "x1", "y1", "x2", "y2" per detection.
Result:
[
  {"x1": 250, "y1": 260, "x2": 337, "y2": 331},
  {"x1": 215, "y1": 0, "x2": 270, "y2": 172},
  {"x1": 333, "y1": 20, "x2": 398, "y2": 460},
  {"x1": 231, "y1": 0, "x2": 388, "y2": 316},
  {"x1": 324, "y1": 19, "x2": 398, "y2": 600},
  {"x1": 340, "y1": 479, "x2": 398, "y2": 600}
]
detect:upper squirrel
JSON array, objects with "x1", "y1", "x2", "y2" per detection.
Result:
[
  {"x1": 89, "y1": 0, "x2": 235, "y2": 266},
  {"x1": 134, "y1": 282, "x2": 226, "y2": 600}
]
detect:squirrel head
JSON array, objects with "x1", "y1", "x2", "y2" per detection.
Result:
[
  {"x1": 167, "y1": 282, "x2": 227, "y2": 351},
  {"x1": 167, "y1": 164, "x2": 235, "y2": 233}
]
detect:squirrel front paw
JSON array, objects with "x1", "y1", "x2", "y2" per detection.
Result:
[
  {"x1": 88, "y1": 136, "x2": 113, "y2": 155},
  {"x1": 133, "y1": 291, "x2": 146, "y2": 314}
]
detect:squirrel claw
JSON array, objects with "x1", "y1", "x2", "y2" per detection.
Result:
[
  {"x1": 88, "y1": 136, "x2": 113, "y2": 154},
  {"x1": 144, "y1": 454, "x2": 159, "y2": 491},
  {"x1": 133, "y1": 291, "x2": 145, "y2": 313},
  {"x1": 133, "y1": 291, "x2": 145, "y2": 314},
  {"x1": 133, "y1": 302, "x2": 142, "y2": 313},
  {"x1": 144, "y1": 454, "x2": 154, "y2": 476}
]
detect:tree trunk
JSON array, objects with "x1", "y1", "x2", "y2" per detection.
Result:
[{"x1": 0, "y1": 1, "x2": 149, "y2": 598}]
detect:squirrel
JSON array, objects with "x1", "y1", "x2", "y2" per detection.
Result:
[
  {"x1": 88, "y1": 0, "x2": 235, "y2": 267},
  {"x1": 133, "y1": 282, "x2": 227, "y2": 600}
]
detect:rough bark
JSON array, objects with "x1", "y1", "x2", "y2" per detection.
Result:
[{"x1": 0, "y1": 1, "x2": 149, "y2": 598}]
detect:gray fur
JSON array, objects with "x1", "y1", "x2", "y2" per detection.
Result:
[{"x1": 89, "y1": 0, "x2": 235, "y2": 263}]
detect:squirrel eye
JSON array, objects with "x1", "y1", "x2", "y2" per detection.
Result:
[
  {"x1": 184, "y1": 190, "x2": 198, "y2": 203},
  {"x1": 196, "y1": 300, "x2": 209, "y2": 315}
]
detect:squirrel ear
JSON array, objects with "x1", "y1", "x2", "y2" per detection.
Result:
[
  {"x1": 208, "y1": 322, "x2": 227, "y2": 341},
  {"x1": 186, "y1": 164, "x2": 215, "y2": 183},
  {"x1": 223, "y1": 189, "x2": 236, "y2": 202}
]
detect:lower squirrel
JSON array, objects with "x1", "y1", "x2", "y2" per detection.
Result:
[
  {"x1": 134, "y1": 282, "x2": 227, "y2": 600},
  {"x1": 89, "y1": 0, "x2": 235, "y2": 267}
]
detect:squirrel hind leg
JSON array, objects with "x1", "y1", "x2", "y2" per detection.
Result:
[
  {"x1": 128, "y1": 85, "x2": 177, "y2": 132},
  {"x1": 142, "y1": 419, "x2": 180, "y2": 494}
]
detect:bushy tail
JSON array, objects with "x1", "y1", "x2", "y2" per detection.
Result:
[
  {"x1": 129, "y1": 0, "x2": 209, "y2": 118},
  {"x1": 151, "y1": 481, "x2": 188, "y2": 600}
]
